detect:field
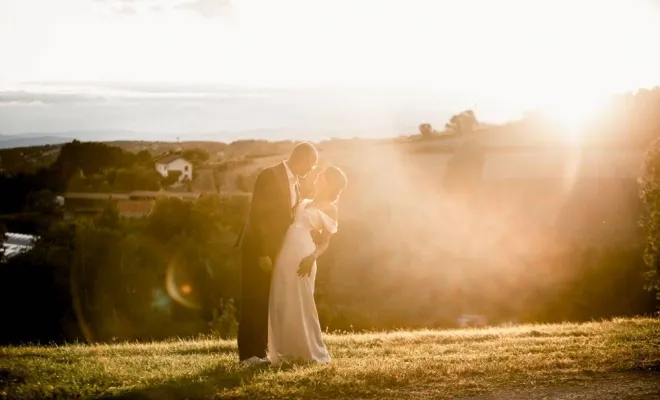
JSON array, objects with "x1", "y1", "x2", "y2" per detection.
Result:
[{"x1": 1, "y1": 318, "x2": 659, "y2": 399}]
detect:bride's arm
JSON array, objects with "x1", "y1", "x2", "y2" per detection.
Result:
[
  {"x1": 309, "y1": 229, "x2": 334, "y2": 260},
  {"x1": 298, "y1": 230, "x2": 334, "y2": 277},
  {"x1": 312, "y1": 203, "x2": 338, "y2": 259},
  {"x1": 298, "y1": 204, "x2": 338, "y2": 277}
]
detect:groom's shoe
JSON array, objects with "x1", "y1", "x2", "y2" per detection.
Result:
[{"x1": 241, "y1": 356, "x2": 270, "y2": 366}]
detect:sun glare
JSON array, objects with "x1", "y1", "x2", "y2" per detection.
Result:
[{"x1": 541, "y1": 95, "x2": 607, "y2": 144}]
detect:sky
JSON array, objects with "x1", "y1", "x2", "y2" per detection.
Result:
[{"x1": 1, "y1": 0, "x2": 660, "y2": 140}]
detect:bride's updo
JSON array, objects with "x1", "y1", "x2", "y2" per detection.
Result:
[{"x1": 321, "y1": 166, "x2": 347, "y2": 203}]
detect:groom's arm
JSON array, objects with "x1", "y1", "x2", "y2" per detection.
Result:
[{"x1": 249, "y1": 168, "x2": 276, "y2": 258}]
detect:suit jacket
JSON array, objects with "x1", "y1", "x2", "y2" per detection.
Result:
[{"x1": 236, "y1": 163, "x2": 299, "y2": 260}]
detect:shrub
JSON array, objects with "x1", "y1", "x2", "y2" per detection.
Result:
[
  {"x1": 208, "y1": 298, "x2": 238, "y2": 339},
  {"x1": 639, "y1": 136, "x2": 660, "y2": 303},
  {"x1": 162, "y1": 170, "x2": 183, "y2": 187}
]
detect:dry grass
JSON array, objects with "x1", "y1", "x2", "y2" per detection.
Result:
[{"x1": 1, "y1": 318, "x2": 659, "y2": 399}]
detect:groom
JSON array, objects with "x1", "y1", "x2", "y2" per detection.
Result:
[{"x1": 236, "y1": 142, "x2": 319, "y2": 363}]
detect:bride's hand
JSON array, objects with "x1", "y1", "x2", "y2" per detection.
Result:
[{"x1": 297, "y1": 255, "x2": 315, "y2": 277}]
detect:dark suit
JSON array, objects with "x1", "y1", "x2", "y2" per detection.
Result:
[{"x1": 236, "y1": 163, "x2": 298, "y2": 360}]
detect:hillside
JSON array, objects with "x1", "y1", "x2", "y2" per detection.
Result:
[
  {"x1": 1, "y1": 318, "x2": 658, "y2": 399},
  {"x1": 0, "y1": 135, "x2": 74, "y2": 150},
  {"x1": 0, "y1": 124, "x2": 650, "y2": 177}
]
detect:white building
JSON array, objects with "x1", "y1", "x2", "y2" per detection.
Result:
[
  {"x1": 2, "y1": 232, "x2": 36, "y2": 261},
  {"x1": 154, "y1": 155, "x2": 193, "y2": 182}
]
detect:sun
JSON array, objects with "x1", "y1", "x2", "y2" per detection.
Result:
[{"x1": 541, "y1": 95, "x2": 607, "y2": 144}]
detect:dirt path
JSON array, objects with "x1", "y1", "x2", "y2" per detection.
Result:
[{"x1": 466, "y1": 373, "x2": 660, "y2": 400}]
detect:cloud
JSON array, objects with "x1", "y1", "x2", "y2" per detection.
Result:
[
  {"x1": 0, "y1": 91, "x2": 108, "y2": 105},
  {"x1": 0, "y1": 86, "x2": 272, "y2": 107},
  {"x1": 116, "y1": 5, "x2": 137, "y2": 15},
  {"x1": 175, "y1": 0, "x2": 233, "y2": 18},
  {"x1": 0, "y1": 83, "x2": 457, "y2": 140},
  {"x1": 95, "y1": 0, "x2": 163, "y2": 16},
  {"x1": 95, "y1": 0, "x2": 233, "y2": 17},
  {"x1": 94, "y1": 0, "x2": 150, "y2": 3},
  {"x1": 23, "y1": 81, "x2": 268, "y2": 95}
]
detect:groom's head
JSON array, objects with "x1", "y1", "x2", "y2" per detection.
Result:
[{"x1": 287, "y1": 142, "x2": 318, "y2": 178}]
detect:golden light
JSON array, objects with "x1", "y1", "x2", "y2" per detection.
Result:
[
  {"x1": 541, "y1": 95, "x2": 608, "y2": 144},
  {"x1": 165, "y1": 260, "x2": 201, "y2": 309},
  {"x1": 180, "y1": 284, "x2": 192, "y2": 295}
]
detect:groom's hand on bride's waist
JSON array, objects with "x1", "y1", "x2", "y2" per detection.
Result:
[{"x1": 259, "y1": 256, "x2": 273, "y2": 272}]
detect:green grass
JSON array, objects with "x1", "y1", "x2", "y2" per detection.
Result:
[{"x1": 1, "y1": 318, "x2": 659, "y2": 399}]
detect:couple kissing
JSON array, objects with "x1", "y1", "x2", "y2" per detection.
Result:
[{"x1": 236, "y1": 143, "x2": 347, "y2": 366}]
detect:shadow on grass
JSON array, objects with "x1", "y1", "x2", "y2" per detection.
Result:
[
  {"x1": 95, "y1": 360, "x2": 333, "y2": 400},
  {"x1": 170, "y1": 346, "x2": 236, "y2": 357},
  {"x1": 95, "y1": 363, "x2": 269, "y2": 400},
  {"x1": 0, "y1": 368, "x2": 27, "y2": 389}
]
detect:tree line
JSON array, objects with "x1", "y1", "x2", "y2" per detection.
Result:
[
  {"x1": 1, "y1": 160, "x2": 658, "y2": 345},
  {"x1": 0, "y1": 194, "x2": 247, "y2": 344}
]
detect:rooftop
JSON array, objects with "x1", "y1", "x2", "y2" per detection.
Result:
[
  {"x1": 64, "y1": 191, "x2": 201, "y2": 200},
  {"x1": 64, "y1": 193, "x2": 130, "y2": 200},
  {"x1": 155, "y1": 154, "x2": 190, "y2": 165},
  {"x1": 129, "y1": 191, "x2": 201, "y2": 199},
  {"x1": 116, "y1": 200, "x2": 155, "y2": 218}
]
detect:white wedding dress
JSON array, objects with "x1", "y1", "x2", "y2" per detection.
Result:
[{"x1": 267, "y1": 199, "x2": 337, "y2": 365}]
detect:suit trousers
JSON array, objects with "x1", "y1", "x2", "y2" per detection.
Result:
[{"x1": 237, "y1": 250, "x2": 272, "y2": 361}]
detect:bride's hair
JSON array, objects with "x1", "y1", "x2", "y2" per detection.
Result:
[{"x1": 323, "y1": 166, "x2": 347, "y2": 203}]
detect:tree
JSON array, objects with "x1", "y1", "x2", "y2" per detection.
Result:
[
  {"x1": 24, "y1": 189, "x2": 62, "y2": 232},
  {"x1": 97, "y1": 201, "x2": 120, "y2": 230},
  {"x1": 87, "y1": 173, "x2": 112, "y2": 192},
  {"x1": 25, "y1": 189, "x2": 57, "y2": 214},
  {"x1": 67, "y1": 168, "x2": 89, "y2": 192},
  {"x1": 445, "y1": 110, "x2": 478, "y2": 135},
  {"x1": 639, "y1": 136, "x2": 660, "y2": 304},
  {"x1": 419, "y1": 123, "x2": 434, "y2": 138},
  {"x1": 162, "y1": 170, "x2": 182, "y2": 187},
  {"x1": 146, "y1": 198, "x2": 208, "y2": 243},
  {"x1": 135, "y1": 150, "x2": 153, "y2": 167},
  {"x1": 112, "y1": 167, "x2": 162, "y2": 192},
  {"x1": 208, "y1": 298, "x2": 238, "y2": 339},
  {"x1": 54, "y1": 140, "x2": 148, "y2": 184},
  {"x1": 134, "y1": 168, "x2": 162, "y2": 191},
  {"x1": 182, "y1": 149, "x2": 210, "y2": 167}
]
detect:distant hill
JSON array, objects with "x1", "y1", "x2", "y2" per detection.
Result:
[
  {"x1": 0, "y1": 130, "x2": 167, "y2": 150},
  {"x1": 0, "y1": 135, "x2": 74, "y2": 149}
]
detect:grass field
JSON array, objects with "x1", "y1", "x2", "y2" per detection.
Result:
[{"x1": 1, "y1": 318, "x2": 659, "y2": 399}]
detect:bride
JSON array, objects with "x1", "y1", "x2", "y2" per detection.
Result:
[{"x1": 267, "y1": 166, "x2": 347, "y2": 365}]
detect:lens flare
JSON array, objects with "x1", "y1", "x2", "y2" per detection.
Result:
[
  {"x1": 180, "y1": 283, "x2": 192, "y2": 295},
  {"x1": 165, "y1": 259, "x2": 202, "y2": 310}
]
